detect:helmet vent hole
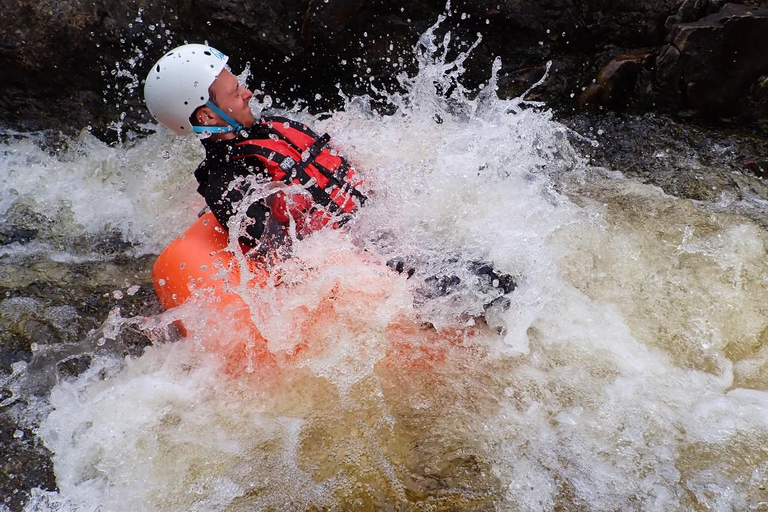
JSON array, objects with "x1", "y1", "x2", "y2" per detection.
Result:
[
  {"x1": 181, "y1": 126, "x2": 185, "y2": 130},
  {"x1": 200, "y1": 96, "x2": 205, "y2": 100},
  {"x1": 184, "y1": 101, "x2": 188, "y2": 105},
  {"x1": 210, "y1": 64, "x2": 215, "y2": 68},
  {"x1": 156, "y1": 65, "x2": 160, "y2": 72},
  {"x1": 204, "y1": 51, "x2": 211, "y2": 56}
]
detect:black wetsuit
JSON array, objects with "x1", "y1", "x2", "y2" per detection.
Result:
[
  {"x1": 195, "y1": 118, "x2": 366, "y2": 248},
  {"x1": 195, "y1": 126, "x2": 272, "y2": 244}
]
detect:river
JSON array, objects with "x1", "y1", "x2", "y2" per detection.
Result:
[{"x1": 1, "y1": 15, "x2": 767, "y2": 512}]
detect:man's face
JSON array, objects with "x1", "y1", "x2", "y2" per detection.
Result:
[{"x1": 208, "y1": 69, "x2": 255, "y2": 129}]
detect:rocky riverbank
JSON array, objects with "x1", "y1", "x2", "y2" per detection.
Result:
[{"x1": 2, "y1": 1, "x2": 768, "y2": 133}]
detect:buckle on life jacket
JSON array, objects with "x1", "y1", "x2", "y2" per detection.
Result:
[{"x1": 279, "y1": 156, "x2": 296, "y2": 171}]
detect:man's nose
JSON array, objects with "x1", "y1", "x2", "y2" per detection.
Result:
[{"x1": 243, "y1": 88, "x2": 253, "y2": 100}]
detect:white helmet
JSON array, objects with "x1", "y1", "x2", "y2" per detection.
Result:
[{"x1": 144, "y1": 44, "x2": 229, "y2": 135}]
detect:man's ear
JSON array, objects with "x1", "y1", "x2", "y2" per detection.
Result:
[{"x1": 194, "y1": 107, "x2": 215, "y2": 125}]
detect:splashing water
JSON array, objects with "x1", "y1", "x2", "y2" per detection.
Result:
[{"x1": 6, "y1": 12, "x2": 768, "y2": 512}]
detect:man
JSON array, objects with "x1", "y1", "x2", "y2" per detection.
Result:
[
  {"x1": 144, "y1": 44, "x2": 515, "y2": 324},
  {"x1": 144, "y1": 43, "x2": 366, "y2": 254}
]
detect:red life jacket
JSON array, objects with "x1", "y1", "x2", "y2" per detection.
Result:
[{"x1": 233, "y1": 116, "x2": 367, "y2": 234}]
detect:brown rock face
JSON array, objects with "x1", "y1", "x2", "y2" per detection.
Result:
[
  {"x1": 656, "y1": 3, "x2": 768, "y2": 118},
  {"x1": 577, "y1": 53, "x2": 651, "y2": 111},
  {"x1": 1, "y1": 0, "x2": 767, "y2": 133}
]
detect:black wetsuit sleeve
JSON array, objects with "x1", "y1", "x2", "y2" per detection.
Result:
[{"x1": 195, "y1": 150, "x2": 272, "y2": 246}]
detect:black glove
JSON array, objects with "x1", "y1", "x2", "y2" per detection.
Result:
[{"x1": 386, "y1": 256, "x2": 416, "y2": 278}]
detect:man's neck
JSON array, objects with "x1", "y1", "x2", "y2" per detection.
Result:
[{"x1": 209, "y1": 131, "x2": 237, "y2": 141}]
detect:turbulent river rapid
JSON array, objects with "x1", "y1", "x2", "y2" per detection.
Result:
[{"x1": 2, "y1": 15, "x2": 768, "y2": 512}]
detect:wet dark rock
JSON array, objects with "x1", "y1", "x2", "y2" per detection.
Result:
[
  {"x1": 747, "y1": 75, "x2": 768, "y2": 122},
  {"x1": 743, "y1": 157, "x2": 768, "y2": 179},
  {"x1": 56, "y1": 354, "x2": 93, "y2": 381},
  {"x1": 665, "y1": 0, "x2": 730, "y2": 28},
  {"x1": 655, "y1": 3, "x2": 768, "y2": 119},
  {"x1": 0, "y1": 254, "x2": 162, "y2": 373},
  {"x1": 0, "y1": 204, "x2": 52, "y2": 246},
  {"x1": 0, "y1": 414, "x2": 56, "y2": 512},
  {"x1": 577, "y1": 52, "x2": 652, "y2": 111},
  {"x1": 564, "y1": 112, "x2": 768, "y2": 227},
  {"x1": 3, "y1": 0, "x2": 768, "y2": 134}
]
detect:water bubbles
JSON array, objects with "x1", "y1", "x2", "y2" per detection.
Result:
[
  {"x1": 112, "y1": 290, "x2": 124, "y2": 300},
  {"x1": 13, "y1": 430, "x2": 24, "y2": 439}
]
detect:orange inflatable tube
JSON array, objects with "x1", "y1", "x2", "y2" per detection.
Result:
[
  {"x1": 153, "y1": 213, "x2": 467, "y2": 376},
  {"x1": 153, "y1": 212, "x2": 235, "y2": 312},
  {"x1": 152, "y1": 212, "x2": 276, "y2": 375}
]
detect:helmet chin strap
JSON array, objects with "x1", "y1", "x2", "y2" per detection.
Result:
[{"x1": 192, "y1": 100, "x2": 245, "y2": 134}]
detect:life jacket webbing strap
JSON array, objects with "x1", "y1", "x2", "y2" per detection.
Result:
[
  {"x1": 286, "y1": 133, "x2": 345, "y2": 214},
  {"x1": 192, "y1": 101, "x2": 245, "y2": 134},
  {"x1": 259, "y1": 120, "x2": 367, "y2": 204},
  {"x1": 233, "y1": 144, "x2": 343, "y2": 216},
  {"x1": 310, "y1": 159, "x2": 368, "y2": 206},
  {"x1": 236, "y1": 122, "x2": 367, "y2": 218}
]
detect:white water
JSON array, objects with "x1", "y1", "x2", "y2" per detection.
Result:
[{"x1": 4, "y1": 15, "x2": 768, "y2": 512}]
